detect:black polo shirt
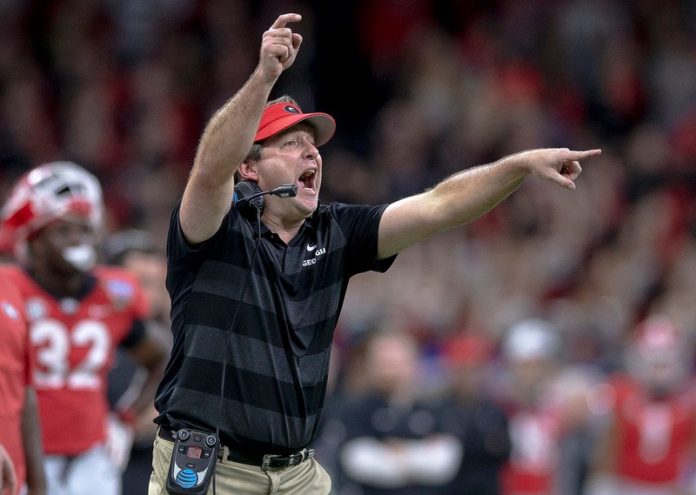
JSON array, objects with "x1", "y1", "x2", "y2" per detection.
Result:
[{"x1": 154, "y1": 201, "x2": 395, "y2": 454}]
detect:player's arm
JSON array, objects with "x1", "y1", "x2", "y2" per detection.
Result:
[
  {"x1": 180, "y1": 13, "x2": 303, "y2": 244},
  {"x1": 20, "y1": 388, "x2": 45, "y2": 495},
  {"x1": 583, "y1": 410, "x2": 620, "y2": 495},
  {"x1": 122, "y1": 327, "x2": 167, "y2": 420},
  {"x1": 0, "y1": 444, "x2": 16, "y2": 495},
  {"x1": 378, "y1": 148, "x2": 601, "y2": 259}
]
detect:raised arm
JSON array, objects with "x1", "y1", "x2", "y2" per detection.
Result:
[
  {"x1": 378, "y1": 148, "x2": 601, "y2": 259},
  {"x1": 179, "y1": 13, "x2": 303, "y2": 244}
]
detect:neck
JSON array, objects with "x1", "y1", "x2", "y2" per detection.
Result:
[
  {"x1": 381, "y1": 383, "x2": 416, "y2": 408},
  {"x1": 29, "y1": 265, "x2": 88, "y2": 299},
  {"x1": 261, "y1": 212, "x2": 304, "y2": 244}
]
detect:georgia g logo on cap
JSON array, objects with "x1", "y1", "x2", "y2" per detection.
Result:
[{"x1": 254, "y1": 101, "x2": 336, "y2": 146}]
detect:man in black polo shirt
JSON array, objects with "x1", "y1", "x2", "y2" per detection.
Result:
[{"x1": 148, "y1": 12, "x2": 601, "y2": 495}]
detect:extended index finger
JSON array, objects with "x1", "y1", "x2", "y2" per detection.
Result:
[
  {"x1": 270, "y1": 13, "x2": 302, "y2": 29},
  {"x1": 566, "y1": 149, "x2": 602, "y2": 161}
]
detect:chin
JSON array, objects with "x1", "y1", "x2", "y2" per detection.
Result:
[
  {"x1": 298, "y1": 195, "x2": 319, "y2": 213},
  {"x1": 299, "y1": 205, "x2": 318, "y2": 219}
]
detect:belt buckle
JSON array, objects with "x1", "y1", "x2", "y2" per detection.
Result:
[
  {"x1": 261, "y1": 454, "x2": 283, "y2": 471},
  {"x1": 261, "y1": 449, "x2": 314, "y2": 471}
]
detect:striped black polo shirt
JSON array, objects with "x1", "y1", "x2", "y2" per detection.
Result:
[{"x1": 154, "y1": 201, "x2": 395, "y2": 454}]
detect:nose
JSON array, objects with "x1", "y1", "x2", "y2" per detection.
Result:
[
  {"x1": 302, "y1": 137, "x2": 319, "y2": 159},
  {"x1": 64, "y1": 222, "x2": 93, "y2": 245}
]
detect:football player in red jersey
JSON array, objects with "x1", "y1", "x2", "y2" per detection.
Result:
[
  {"x1": 585, "y1": 315, "x2": 696, "y2": 495},
  {"x1": 0, "y1": 277, "x2": 45, "y2": 495},
  {"x1": 0, "y1": 162, "x2": 166, "y2": 495},
  {"x1": 497, "y1": 319, "x2": 564, "y2": 495},
  {"x1": 497, "y1": 318, "x2": 601, "y2": 495}
]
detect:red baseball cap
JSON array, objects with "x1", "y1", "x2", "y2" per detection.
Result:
[{"x1": 254, "y1": 102, "x2": 336, "y2": 146}]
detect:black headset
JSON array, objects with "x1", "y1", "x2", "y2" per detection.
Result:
[
  {"x1": 233, "y1": 181, "x2": 298, "y2": 216},
  {"x1": 233, "y1": 180, "x2": 265, "y2": 215}
]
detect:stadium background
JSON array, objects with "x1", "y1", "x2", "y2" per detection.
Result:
[{"x1": 1, "y1": 0, "x2": 696, "y2": 492}]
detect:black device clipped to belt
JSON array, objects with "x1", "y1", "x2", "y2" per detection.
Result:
[{"x1": 166, "y1": 428, "x2": 219, "y2": 495}]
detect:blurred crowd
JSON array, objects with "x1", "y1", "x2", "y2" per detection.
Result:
[{"x1": 1, "y1": 0, "x2": 696, "y2": 494}]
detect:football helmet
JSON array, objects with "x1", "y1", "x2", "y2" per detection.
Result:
[
  {"x1": 625, "y1": 314, "x2": 689, "y2": 394},
  {"x1": 1, "y1": 161, "x2": 104, "y2": 242}
]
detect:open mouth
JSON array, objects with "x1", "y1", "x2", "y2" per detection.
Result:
[{"x1": 299, "y1": 169, "x2": 316, "y2": 190}]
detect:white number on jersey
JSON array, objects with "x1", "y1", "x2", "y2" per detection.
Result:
[
  {"x1": 638, "y1": 404, "x2": 672, "y2": 463},
  {"x1": 31, "y1": 318, "x2": 111, "y2": 390}
]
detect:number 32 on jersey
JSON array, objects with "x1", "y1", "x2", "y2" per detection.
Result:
[{"x1": 31, "y1": 318, "x2": 111, "y2": 390}]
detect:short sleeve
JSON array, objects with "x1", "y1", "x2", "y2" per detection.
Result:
[{"x1": 329, "y1": 203, "x2": 397, "y2": 277}]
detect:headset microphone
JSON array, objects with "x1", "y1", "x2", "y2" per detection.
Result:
[
  {"x1": 267, "y1": 184, "x2": 299, "y2": 198},
  {"x1": 233, "y1": 182, "x2": 298, "y2": 212}
]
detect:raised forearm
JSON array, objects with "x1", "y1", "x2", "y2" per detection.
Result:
[
  {"x1": 188, "y1": 13, "x2": 303, "y2": 190},
  {"x1": 191, "y1": 69, "x2": 274, "y2": 186},
  {"x1": 180, "y1": 13, "x2": 303, "y2": 244},
  {"x1": 180, "y1": 70, "x2": 273, "y2": 244}
]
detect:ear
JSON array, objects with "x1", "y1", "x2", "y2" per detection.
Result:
[{"x1": 238, "y1": 161, "x2": 259, "y2": 181}]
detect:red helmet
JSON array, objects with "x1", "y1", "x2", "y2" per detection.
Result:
[
  {"x1": 1, "y1": 161, "x2": 104, "y2": 245},
  {"x1": 625, "y1": 315, "x2": 689, "y2": 393}
]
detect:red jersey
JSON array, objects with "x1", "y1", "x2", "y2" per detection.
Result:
[
  {"x1": 0, "y1": 271, "x2": 32, "y2": 493},
  {"x1": 501, "y1": 405, "x2": 560, "y2": 495},
  {"x1": 610, "y1": 374, "x2": 696, "y2": 484},
  {"x1": 3, "y1": 264, "x2": 148, "y2": 455}
]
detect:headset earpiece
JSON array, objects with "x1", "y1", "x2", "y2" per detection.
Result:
[{"x1": 233, "y1": 180, "x2": 265, "y2": 215}]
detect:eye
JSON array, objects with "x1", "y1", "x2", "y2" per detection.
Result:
[{"x1": 283, "y1": 138, "x2": 297, "y2": 148}]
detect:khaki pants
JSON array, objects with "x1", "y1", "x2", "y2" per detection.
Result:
[{"x1": 148, "y1": 433, "x2": 331, "y2": 495}]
